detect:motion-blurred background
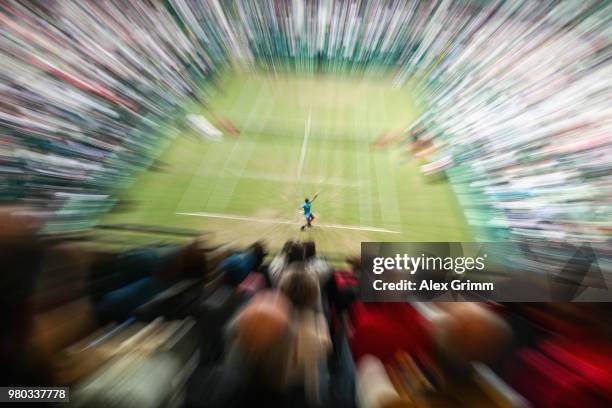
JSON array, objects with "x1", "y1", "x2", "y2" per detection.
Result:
[{"x1": 0, "y1": 1, "x2": 610, "y2": 407}]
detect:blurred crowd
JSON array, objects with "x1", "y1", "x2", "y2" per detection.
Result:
[
  {"x1": 1, "y1": 1, "x2": 611, "y2": 406},
  {"x1": 2, "y1": 207, "x2": 611, "y2": 407},
  {"x1": 0, "y1": 0, "x2": 232, "y2": 229},
  {"x1": 401, "y1": 0, "x2": 611, "y2": 243}
]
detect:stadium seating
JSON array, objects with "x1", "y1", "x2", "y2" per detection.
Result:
[
  {"x1": 0, "y1": 1, "x2": 610, "y2": 406},
  {"x1": 4, "y1": 230, "x2": 611, "y2": 406},
  {"x1": 0, "y1": 0, "x2": 608, "y2": 250}
]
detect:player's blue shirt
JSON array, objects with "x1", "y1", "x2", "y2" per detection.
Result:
[{"x1": 302, "y1": 202, "x2": 312, "y2": 215}]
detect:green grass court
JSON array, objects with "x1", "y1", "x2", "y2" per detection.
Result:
[{"x1": 104, "y1": 72, "x2": 472, "y2": 254}]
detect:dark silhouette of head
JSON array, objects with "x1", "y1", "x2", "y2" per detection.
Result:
[
  {"x1": 286, "y1": 241, "x2": 305, "y2": 264},
  {"x1": 250, "y1": 241, "x2": 267, "y2": 267},
  {"x1": 281, "y1": 240, "x2": 294, "y2": 254},
  {"x1": 303, "y1": 241, "x2": 316, "y2": 260}
]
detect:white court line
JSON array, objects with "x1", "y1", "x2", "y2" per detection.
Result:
[
  {"x1": 177, "y1": 211, "x2": 400, "y2": 234},
  {"x1": 297, "y1": 107, "x2": 312, "y2": 179},
  {"x1": 226, "y1": 169, "x2": 360, "y2": 187}
]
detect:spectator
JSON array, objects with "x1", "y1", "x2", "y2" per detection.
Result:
[
  {"x1": 267, "y1": 240, "x2": 295, "y2": 287},
  {"x1": 303, "y1": 241, "x2": 333, "y2": 287},
  {"x1": 217, "y1": 242, "x2": 266, "y2": 286},
  {"x1": 279, "y1": 262, "x2": 321, "y2": 311},
  {"x1": 215, "y1": 290, "x2": 331, "y2": 406}
]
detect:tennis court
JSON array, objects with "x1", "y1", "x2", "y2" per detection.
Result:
[{"x1": 104, "y1": 72, "x2": 471, "y2": 254}]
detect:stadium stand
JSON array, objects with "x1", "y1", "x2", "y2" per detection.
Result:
[
  {"x1": 3, "y1": 209, "x2": 611, "y2": 406},
  {"x1": 0, "y1": 1, "x2": 611, "y2": 407}
]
